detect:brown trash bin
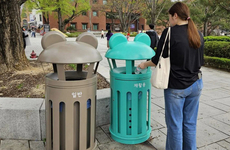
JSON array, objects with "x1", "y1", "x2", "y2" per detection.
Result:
[{"x1": 38, "y1": 31, "x2": 102, "y2": 150}]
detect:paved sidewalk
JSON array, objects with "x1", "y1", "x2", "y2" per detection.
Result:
[{"x1": 1, "y1": 33, "x2": 229, "y2": 150}]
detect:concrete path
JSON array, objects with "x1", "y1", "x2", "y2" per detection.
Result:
[{"x1": 2, "y1": 33, "x2": 229, "y2": 150}]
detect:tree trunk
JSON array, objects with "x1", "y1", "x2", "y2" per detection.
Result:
[
  {"x1": 203, "y1": 21, "x2": 208, "y2": 36},
  {"x1": 57, "y1": 8, "x2": 64, "y2": 31},
  {"x1": 0, "y1": 0, "x2": 29, "y2": 74}
]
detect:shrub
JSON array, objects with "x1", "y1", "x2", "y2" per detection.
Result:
[
  {"x1": 67, "y1": 32, "x2": 82, "y2": 37},
  {"x1": 204, "y1": 56, "x2": 230, "y2": 72},
  {"x1": 66, "y1": 26, "x2": 77, "y2": 32},
  {"x1": 204, "y1": 36, "x2": 230, "y2": 42},
  {"x1": 204, "y1": 41, "x2": 230, "y2": 59}
]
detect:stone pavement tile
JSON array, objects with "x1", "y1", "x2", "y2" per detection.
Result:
[
  {"x1": 98, "y1": 141, "x2": 156, "y2": 150},
  {"x1": 198, "y1": 143, "x2": 227, "y2": 150},
  {"x1": 151, "y1": 97, "x2": 165, "y2": 109},
  {"x1": 197, "y1": 103, "x2": 226, "y2": 120},
  {"x1": 159, "y1": 128, "x2": 167, "y2": 135},
  {"x1": 201, "y1": 88, "x2": 230, "y2": 100},
  {"x1": 96, "y1": 127, "x2": 112, "y2": 144},
  {"x1": 217, "y1": 140, "x2": 230, "y2": 149},
  {"x1": 223, "y1": 86, "x2": 230, "y2": 90},
  {"x1": 0, "y1": 140, "x2": 29, "y2": 150},
  {"x1": 213, "y1": 113, "x2": 230, "y2": 125},
  {"x1": 202, "y1": 100, "x2": 230, "y2": 113},
  {"x1": 203, "y1": 82, "x2": 224, "y2": 90},
  {"x1": 226, "y1": 138, "x2": 230, "y2": 143},
  {"x1": 151, "y1": 88, "x2": 164, "y2": 98},
  {"x1": 148, "y1": 130, "x2": 166, "y2": 150},
  {"x1": 151, "y1": 119, "x2": 164, "y2": 130},
  {"x1": 100, "y1": 124, "x2": 114, "y2": 141},
  {"x1": 200, "y1": 118, "x2": 230, "y2": 136},
  {"x1": 197, "y1": 120, "x2": 229, "y2": 148},
  {"x1": 151, "y1": 111, "x2": 166, "y2": 127},
  {"x1": 199, "y1": 94, "x2": 214, "y2": 102},
  {"x1": 29, "y1": 141, "x2": 45, "y2": 150},
  {"x1": 214, "y1": 97, "x2": 230, "y2": 108},
  {"x1": 151, "y1": 103, "x2": 163, "y2": 111}
]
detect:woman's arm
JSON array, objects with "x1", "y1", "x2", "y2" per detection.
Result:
[{"x1": 138, "y1": 60, "x2": 156, "y2": 69}]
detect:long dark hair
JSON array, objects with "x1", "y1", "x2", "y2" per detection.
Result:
[{"x1": 169, "y1": 2, "x2": 201, "y2": 49}]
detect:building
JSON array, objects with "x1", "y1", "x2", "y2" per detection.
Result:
[
  {"x1": 48, "y1": 0, "x2": 149, "y2": 32},
  {"x1": 21, "y1": 5, "x2": 43, "y2": 30}
]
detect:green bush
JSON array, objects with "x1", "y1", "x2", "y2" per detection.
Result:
[
  {"x1": 204, "y1": 41, "x2": 230, "y2": 59},
  {"x1": 204, "y1": 56, "x2": 230, "y2": 72},
  {"x1": 67, "y1": 32, "x2": 82, "y2": 37},
  {"x1": 66, "y1": 26, "x2": 77, "y2": 32},
  {"x1": 204, "y1": 36, "x2": 230, "y2": 42}
]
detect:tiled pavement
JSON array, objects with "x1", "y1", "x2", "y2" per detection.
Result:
[{"x1": 1, "y1": 33, "x2": 229, "y2": 149}]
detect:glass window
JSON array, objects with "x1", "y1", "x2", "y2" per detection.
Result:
[
  {"x1": 103, "y1": 0, "x2": 107, "y2": 4},
  {"x1": 39, "y1": 14, "x2": 42, "y2": 21},
  {"x1": 93, "y1": 24, "x2": 98, "y2": 30},
  {"x1": 82, "y1": 23, "x2": 87, "y2": 30},
  {"x1": 82, "y1": 11, "x2": 87, "y2": 16},
  {"x1": 22, "y1": 13, "x2": 27, "y2": 18},
  {"x1": 93, "y1": 11, "x2": 98, "y2": 16},
  {"x1": 71, "y1": 23, "x2": 76, "y2": 28},
  {"x1": 93, "y1": 0, "x2": 97, "y2": 4}
]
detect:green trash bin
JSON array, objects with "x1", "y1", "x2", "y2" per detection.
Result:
[{"x1": 105, "y1": 33, "x2": 155, "y2": 144}]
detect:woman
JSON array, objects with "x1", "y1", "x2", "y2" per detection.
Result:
[
  {"x1": 138, "y1": 2, "x2": 204, "y2": 150},
  {"x1": 106, "y1": 29, "x2": 113, "y2": 48}
]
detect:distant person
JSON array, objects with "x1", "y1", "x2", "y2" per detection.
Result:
[
  {"x1": 101, "y1": 29, "x2": 104, "y2": 39},
  {"x1": 31, "y1": 28, "x2": 36, "y2": 37},
  {"x1": 106, "y1": 29, "x2": 113, "y2": 48},
  {"x1": 22, "y1": 28, "x2": 28, "y2": 49},
  {"x1": 87, "y1": 28, "x2": 91, "y2": 32},
  {"x1": 145, "y1": 24, "x2": 159, "y2": 50},
  {"x1": 22, "y1": 27, "x2": 31, "y2": 49}
]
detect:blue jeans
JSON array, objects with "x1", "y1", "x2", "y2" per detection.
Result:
[{"x1": 164, "y1": 79, "x2": 203, "y2": 150}]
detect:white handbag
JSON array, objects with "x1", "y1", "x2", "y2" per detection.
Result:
[{"x1": 151, "y1": 27, "x2": 171, "y2": 89}]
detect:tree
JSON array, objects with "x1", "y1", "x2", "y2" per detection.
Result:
[
  {"x1": 26, "y1": 0, "x2": 90, "y2": 31},
  {"x1": 188, "y1": 0, "x2": 222, "y2": 36},
  {"x1": 104, "y1": 0, "x2": 144, "y2": 32},
  {"x1": 142, "y1": 0, "x2": 169, "y2": 26},
  {"x1": 0, "y1": 0, "x2": 29, "y2": 74}
]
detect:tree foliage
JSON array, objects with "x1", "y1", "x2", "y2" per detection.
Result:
[
  {"x1": 25, "y1": 0, "x2": 90, "y2": 31},
  {"x1": 142, "y1": 0, "x2": 170, "y2": 26},
  {"x1": 103, "y1": 0, "x2": 144, "y2": 32}
]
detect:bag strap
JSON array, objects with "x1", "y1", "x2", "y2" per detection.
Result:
[{"x1": 159, "y1": 27, "x2": 171, "y2": 58}]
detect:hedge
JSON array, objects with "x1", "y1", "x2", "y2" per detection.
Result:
[
  {"x1": 204, "y1": 56, "x2": 230, "y2": 72},
  {"x1": 204, "y1": 36, "x2": 230, "y2": 42},
  {"x1": 204, "y1": 41, "x2": 230, "y2": 59},
  {"x1": 66, "y1": 32, "x2": 82, "y2": 37}
]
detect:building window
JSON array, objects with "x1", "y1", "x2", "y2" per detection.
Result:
[
  {"x1": 103, "y1": 0, "x2": 107, "y2": 4},
  {"x1": 93, "y1": 0, "x2": 97, "y2": 4},
  {"x1": 82, "y1": 23, "x2": 87, "y2": 30},
  {"x1": 71, "y1": 23, "x2": 76, "y2": 29},
  {"x1": 39, "y1": 14, "x2": 42, "y2": 21},
  {"x1": 22, "y1": 13, "x2": 27, "y2": 18},
  {"x1": 93, "y1": 11, "x2": 98, "y2": 17},
  {"x1": 93, "y1": 24, "x2": 98, "y2": 30},
  {"x1": 82, "y1": 11, "x2": 87, "y2": 16}
]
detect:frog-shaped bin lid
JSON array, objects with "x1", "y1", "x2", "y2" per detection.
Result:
[
  {"x1": 105, "y1": 33, "x2": 155, "y2": 60},
  {"x1": 38, "y1": 31, "x2": 102, "y2": 64}
]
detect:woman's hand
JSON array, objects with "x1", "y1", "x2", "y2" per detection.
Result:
[
  {"x1": 138, "y1": 62, "x2": 147, "y2": 69},
  {"x1": 137, "y1": 60, "x2": 156, "y2": 69}
]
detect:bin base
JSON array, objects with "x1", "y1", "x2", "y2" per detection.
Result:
[{"x1": 109, "y1": 127, "x2": 151, "y2": 144}]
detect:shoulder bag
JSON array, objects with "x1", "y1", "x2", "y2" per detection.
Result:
[{"x1": 151, "y1": 27, "x2": 171, "y2": 89}]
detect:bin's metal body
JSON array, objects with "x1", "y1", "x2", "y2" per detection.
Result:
[
  {"x1": 45, "y1": 72, "x2": 97, "y2": 150},
  {"x1": 38, "y1": 31, "x2": 102, "y2": 150},
  {"x1": 110, "y1": 67, "x2": 152, "y2": 144},
  {"x1": 105, "y1": 33, "x2": 155, "y2": 144}
]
